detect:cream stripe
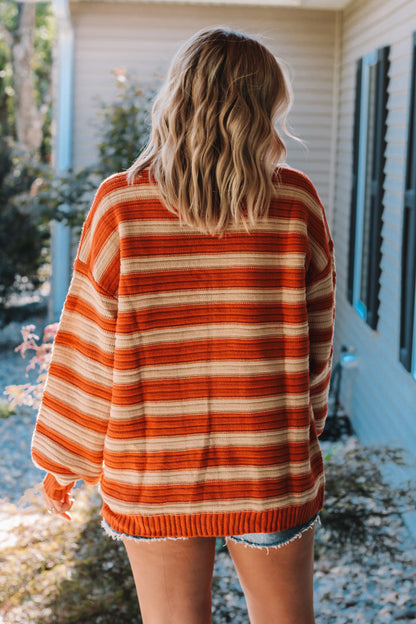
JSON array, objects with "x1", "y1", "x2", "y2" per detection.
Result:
[
  {"x1": 69, "y1": 272, "x2": 117, "y2": 318},
  {"x1": 79, "y1": 184, "x2": 163, "y2": 261},
  {"x1": 120, "y1": 217, "x2": 307, "y2": 237},
  {"x1": 52, "y1": 344, "x2": 114, "y2": 388},
  {"x1": 309, "y1": 238, "x2": 330, "y2": 272},
  {"x1": 116, "y1": 322, "x2": 308, "y2": 349},
  {"x1": 306, "y1": 271, "x2": 334, "y2": 300},
  {"x1": 45, "y1": 377, "x2": 112, "y2": 419},
  {"x1": 58, "y1": 310, "x2": 115, "y2": 353},
  {"x1": 110, "y1": 393, "x2": 310, "y2": 420},
  {"x1": 103, "y1": 450, "x2": 320, "y2": 487},
  {"x1": 104, "y1": 427, "x2": 310, "y2": 453},
  {"x1": 114, "y1": 358, "x2": 309, "y2": 384},
  {"x1": 101, "y1": 473, "x2": 325, "y2": 516},
  {"x1": 39, "y1": 406, "x2": 105, "y2": 451},
  {"x1": 94, "y1": 230, "x2": 119, "y2": 283},
  {"x1": 276, "y1": 184, "x2": 324, "y2": 220},
  {"x1": 310, "y1": 343, "x2": 333, "y2": 359},
  {"x1": 119, "y1": 288, "x2": 305, "y2": 311},
  {"x1": 121, "y1": 253, "x2": 305, "y2": 273},
  {"x1": 32, "y1": 432, "x2": 102, "y2": 478}
]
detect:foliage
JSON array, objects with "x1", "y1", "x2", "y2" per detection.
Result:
[
  {"x1": 0, "y1": 70, "x2": 153, "y2": 307},
  {"x1": 27, "y1": 73, "x2": 154, "y2": 231},
  {"x1": 0, "y1": 139, "x2": 49, "y2": 316},
  {"x1": 0, "y1": 486, "x2": 140, "y2": 623},
  {"x1": 95, "y1": 69, "x2": 153, "y2": 178},
  {"x1": 321, "y1": 440, "x2": 414, "y2": 554},
  {"x1": 0, "y1": 1, "x2": 55, "y2": 158},
  {"x1": 4, "y1": 323, "x2": 58, "y2": 410},
  {"x1": 25, "y1": 163, "x2": 98, "y2": 231}
]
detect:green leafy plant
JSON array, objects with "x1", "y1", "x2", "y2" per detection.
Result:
[
  {"x1": 0, "y1": 139, "x2": 49, "y2": 319},
  {"x1": 95, "y1": 68, "x2": 153, "y2": 177}
]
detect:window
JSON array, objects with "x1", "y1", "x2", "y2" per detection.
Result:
[
  {"x1": 400, "y1": 34, "x2": 416, "y2": 380},
  {"x1": 348, "y1": 47, "x2": 390, "y2": 329}
]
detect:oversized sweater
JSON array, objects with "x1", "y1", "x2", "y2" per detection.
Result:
[{"x1": 32, "y1": 166, "x2": 336, "y2": 538}]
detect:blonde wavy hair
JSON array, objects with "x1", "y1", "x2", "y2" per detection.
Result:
[{"x1": 128, "y1": 28, "x2": 293, "y2": 235}]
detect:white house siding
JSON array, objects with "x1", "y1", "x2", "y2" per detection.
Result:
[
  {"x1": 333, "y1": 0, "x2": 416, "y2": 470},
  {"x1": 68, "y1": 2, "x2": 337, "y2": 214}
]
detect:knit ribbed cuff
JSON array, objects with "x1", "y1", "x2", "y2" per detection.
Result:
[{"x1": 43, "y1": 473, "x2": 75, "y2": 501}]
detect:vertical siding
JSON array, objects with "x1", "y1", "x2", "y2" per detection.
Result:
[
  {"x1": 334, "y1": 0, "x2": 416, "y2": 455},
  {"x1": 69, "y1": 2, "x2": 337, "y2": 214}
]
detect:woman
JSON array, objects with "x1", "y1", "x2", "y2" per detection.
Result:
[{"x1": 33, "y1": 28, "x2": 335, "y2": 624}]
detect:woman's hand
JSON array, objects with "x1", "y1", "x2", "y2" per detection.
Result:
[{"x1": 41, "y1": 485, "x2": 74, "y2": 521}]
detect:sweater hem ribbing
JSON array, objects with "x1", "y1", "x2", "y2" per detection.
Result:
[{"x1": 99, "y1": 485, "x2": 324, "y2": 538}]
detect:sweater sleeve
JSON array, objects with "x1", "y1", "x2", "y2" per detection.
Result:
[
  {"x1": 305, "y1": 190, "x2": 336, "y2": 437},
  {"x1": 31, "y1": 178, "x2": 119, "y2": 500}
]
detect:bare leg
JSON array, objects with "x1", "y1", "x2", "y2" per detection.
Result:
[
  {"x1": 226, "y1": 526, "x2": 316, "y2": 624},
  {"x1": 123, "y1": 537, "x2": 217, "y2": 624}
]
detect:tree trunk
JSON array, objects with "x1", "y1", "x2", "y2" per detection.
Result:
[{"x1": 11, "y1": 3, "x2": 44, "y2": 155}]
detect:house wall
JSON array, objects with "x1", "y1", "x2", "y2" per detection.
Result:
[
  {"x1": 68, "y1": 2, "x2": 338, "y2": 215},
  {"x1": 333, "y1": 0, "x2": 416, "y2": 489}
]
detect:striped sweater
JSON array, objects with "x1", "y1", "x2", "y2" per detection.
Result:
[{"x1": 32, "y1": 166, "x2": 336, "y2": 538}]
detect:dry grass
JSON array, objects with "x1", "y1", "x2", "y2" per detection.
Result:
[{"x1": 0, "y1": 485, "x2": 140, "y2": 624}]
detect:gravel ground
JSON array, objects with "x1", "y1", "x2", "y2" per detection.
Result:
[{"x1": 0, "y1": 318, "x2": 415, "y2": 624}]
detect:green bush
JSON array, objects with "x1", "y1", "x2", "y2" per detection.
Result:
[
  {"x1": 0, "y1": 139, "x2": 49, "y2": 320},
  {"x1": 28, "y1": 74, "x2": 154, "y2": 232},
  {"x1": 96, "y1": 72, "x2": 154, "y2": 177}
]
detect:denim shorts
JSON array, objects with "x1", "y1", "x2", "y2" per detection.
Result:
[{"x1": 102, "y1": 514, "x2": 318, "y2": 550}]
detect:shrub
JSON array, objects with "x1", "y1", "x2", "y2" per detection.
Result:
[
  {"x1": 95, "y1": 69, "x2": 154, "y2": 177},
  {"x1": 27, "y1": 72, "x2": 154, "y2": 232},
  {"x1": 0, "y1": 139, "x2": 49, "y2": 320},
  {"x1": 4, "y1": 323, "x2": 58, "y2": 410}
]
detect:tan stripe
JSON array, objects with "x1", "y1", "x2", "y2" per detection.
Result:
[
  {"x1": 116, "y1": 322, "x2": 308, "y2": 349},
  {"x1": 119, "y1": 288, "x2": 305, "y2": 312},
  {"x1": 276, "y1": 184, "x2": 324, "y2": 220},
  {"x1": 94, "y1": 230, "x2": 119, "y2": 283},
  {"x1": 306, "y1": 272, "x2": 334, "y2": 301},
  {"x1": 309, "y1": 238, "x2": 330, "y2": 273},
  {"x1": 52, "y1": 344, "x2": 114, "y2": 388},
  {"x1": 32, "y1": 432, "x2": 102, "y2": 479},
  {"x1": 310, "y1": 343, "x2": 333, "y2": 359},
  {"x1": 101, "y1": 473, "x2": 325, "y2": 516},
  {"x1": 103, "y1": 449, "x2": 320, "y2": 487},
  {"x1": 310, "y1": 379, "x2": 331, "y2": 400},
  {"x1": 39, "y1": 406, "x2": 105, "y2": 451},
  {"x1": 121, "y1": 217, "x2": 307, "y2": 238},
  {"x1": 69, "y1": 272, "x2": 117, "y2": 318},
  {"x1": 110, "y1": 393, "x2": 310, "y2": 420},
  {"x1": 79, "y1": 185, "x2": 162, "y2": 261},
  {"x1": 308, "y1": 309, "x2": 335, "y2": 328},
  {"x1": 114, "y1": 358, "x2": 309, "y2": 385},
  {"x1": 59, "y1": 310, "x2": 115, "y2": 353},
  {"x1": 121, "y1": 253, "x2": 305, "y2": 274},
  {"x1": 104, "y1": 427, "x2": 310, "y2": 454},
  {"x1": 45, "y1": 377, "x2": 112, "y2": 419}
]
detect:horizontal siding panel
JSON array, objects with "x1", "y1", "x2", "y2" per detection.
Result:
[{"x1": 334, "y1": 0, "x2": 416, "y2": 507}]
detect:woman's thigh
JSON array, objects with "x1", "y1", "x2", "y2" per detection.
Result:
[
  {"x1": 123, "y1": 536, "x2": 217, "y2": 624},
  {"x1": 226, "y1": 526, "x2": 316, "y2": 624}
]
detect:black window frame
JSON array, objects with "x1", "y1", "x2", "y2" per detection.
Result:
[
  {"x1": 347, "y1": 46, "x2": 390, "y2": 330},
  {"x1": 400, "y1": 33, "x2": 416, "y2": 376}
]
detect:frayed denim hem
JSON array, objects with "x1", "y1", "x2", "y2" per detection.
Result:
[
  {"x1": 225, "y1": 515, "x2": 320, "y2": 552},
  {"x1": 101, "y1": 515, "x2": 320, "y2": 548},
  {"x1": 101, "y1": 519, "x2": 189, "y2": 543}
]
